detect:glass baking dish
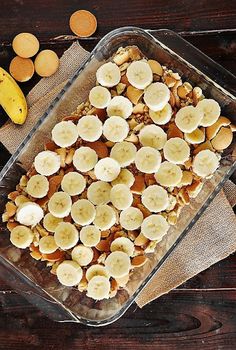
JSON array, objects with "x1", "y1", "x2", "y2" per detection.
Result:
[{"x1": 0, "y1": 27, "x2": 235, "y2": 326}]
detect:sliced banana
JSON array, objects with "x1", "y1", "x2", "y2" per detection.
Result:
[
  {"x1": 126, "y1": 60, "x2": 153, "y2": 89},
  {"x1": 80, "y1": 225, "x2": 101, "y2": 247},
  {"x1": 71, "y1": 199, "x2": 96, "y2": 225},
  {"x1": 72, "y1": 245, "x2": 94, "y2": 266},
  {"x1": 141, "y1": 214, "x2": 169, "y2": 241},
  {"x1": 149, "y1": 103, "x2": 172, "y2": 125},
  {"x1": 26, "y1": 174, "x2": 49, "y2": 198},
  {"x1": 61, "y1": 172, "x2": 86, "y2": 196},
  {"x1": 86, "y1": 264, "x2": 110, "y2": 281},
  {"x1": 56, "y1": 260, "x2": 82, "y2": 287},
  {"x1": 34, "y1": 150, "x2": 61, "y2": 176},
  {"x1": 192, "y1": 149, "x2": 219, "y2": 177},
  {"x1": 87, "y1": 275, "x2": 110, "y2": 300},
  {"x1": 141, "y1": 185, "x2": 169, "y2": 212},
  {"x1": 38, "y1": 235, "x2": 58, "y2": 254},
  {"x1": 54, "y1": 222, "x2": 79, "y2": 249},
  {"x1": 77, "y1": 115, "x2": 103, "y2": 142},
  {"x1": 154, "y1": 161, "x2": 183, "y2": 187},
  {"x1": 93, "y1": 204, "x2": 116, "y2": 230},
  {"x1": 94, "y1": 157, "x2": 120, "y2": 182},
  {"x1": 96, "y1": 62, "x2": 121, "y2": 87},
  {"x1": 175, "y1": 106, "x2": 203, "y2": 133},
  {"x1": 10, "y1": 225, "x2": 34, "y2": 249},
  {"x1": 144, "y1": 82, "x2": 170, "y2": 112},
  {"x1": 110, "y1": 184, "x2": 133, "y2": 210},
  {"x1": 163, "y1": 137, "x2": 190, "y2": 164},
  {"x1": 105, "y1": 251, "x2": 131, "y2": 278},
  {"x1": 111, "y1": 168, "x2": 135, "y2": 188},
  {"x1": 107, "y1": 96, "x2": 133, "y2": 119},
  {"x1": 48, "y1": 191, "x2": 72, "y2": 218},
  {"x1": 103, "y1": 116, "x2": 129, "y2": 142},
  {"x1": 120, "y1": 207, "x2": 143, "y2": 230},
  {"x1": 89, "y1": 86, "x2": 111, "y2": 108},
  {"x1": 51, "y1": 121, "x2": 79, "y2": 147},
  {"x1": 110, "y1": 237, "x2": 134, "y2": 256},
  {"x1": 184, "y1": 128, "x2": 205, "y2": 144},
  {"x1": 139, "y1": 124, "x2": 167, "y2": 150},
  {"x1": 110, "y1": 141, "x2": 137, "y2": 167},
  {"x1": 73, "y1": 146, "x2": 98, "y2": 172},
  {"x1": 197, "y1": 99, "x2": 221, "y2": 127},
  {"x1": 43, "y1": 213, "x2": 63, "y2": 232},
  {"x1": 87, "y1": 181, "x2": 111, "y2": 205},
  {"x1": 135, "y1": 146, "x2": 161, "y2": 173},
  {"x1": 16, "y1": 202, "x2": 44, "y2": 226}
]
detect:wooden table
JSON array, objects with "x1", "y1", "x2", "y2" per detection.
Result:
[{"x1": 0, "y1": 1, "x2": 236, "y2": 348}]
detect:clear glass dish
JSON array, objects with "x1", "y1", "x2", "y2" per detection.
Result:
[{"x1": 0, "y1": 27, "x2": 235, "y2": 326}]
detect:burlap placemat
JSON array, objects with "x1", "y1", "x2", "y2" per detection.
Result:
[{"x1": 0, "y1": 42, "x2": 235, "y2": 308}]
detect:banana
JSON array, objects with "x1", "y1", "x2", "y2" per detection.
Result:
[
  {"x1": 34, "y1": 150, "x2": 61, "y2": 176},
  {"x1": 10, "y1": 225, "x2": 34, "y2": 248},
  {"x1": 0, "y1": 67, "x2": 27, "y2": 124},
  {"x1": 103, "y1": 116, "x2": 129, "y2": 142},
  {"x1": 56, "y1": 260, "x2": 83, "y2": 287},
  {"x1": 141, "y1": 185, "x2": 169, "y2": 212},
  {"x1": 38, "y1": 235, "x2": 58, "y2": 254},
  {"x1": 135, "y1": 146, "x2": 161, "y2": 173},
  {"x1": 16, "y1": 202, "x2": 44, "y2": 226},
  {"x1": 43, "y1": 213, "x2": 63, "y2": 232},
  {"x1": 48, "y1": 191, "x2": 72, "y2": 218},
  {"x1": 96, "y1": 62, "x2": 121, "y2": 87},
  {"x1": 119, "y1": 207, "x2": 143, "y2": 230},
  {"x1": 93, "y1": 204, "x2": 116, "y2": 230},
  {"x1": 26, "y1": 174, "x2": 49, "y2": 198},
  {"x1": 141, "y1": 214, "x2": 169, "y2": 241},
  {"x1": 80, "y1": 225, "x2": 101, "y2": 247},
  {"x1": 110, "y1": 184, "x2": 133, "y2": 210},
  {"x1": 77, "y1": 115, "x2": 103, "y2": 142},
  {"x1": 144, "y1": 82, "x2": 170, "y2": 112},
  {"x1": 154, "y1": 161, "x2": 183, "y2": 187},
  {"x1": 51, "y1": 121, "x2": 79, "y2": 147},
  {"x1": 192, "y1": 149, "x2": 219, "y2": 177},
  {"x1": 71, "y1": 199, "x2": 96, "y2": 225},
  {"x1": 87, "y1": 276, "x2": 110, "y2": 300},
  {"x1": 111, "y1": 168, "x2": 135, "y2": 187},
  {"x1": 54, "y1": 222, "x2": 79, "y2": 249},
  {"x1": 184, "y1": 128, "x2": 205, "y2": 144},
  {"x1": 196, "y1": 99, "x2": 221, "y2": 127},
  {"x1": 89, "y1": 85, "x2": 111, "y2": 108},
  {"x1": 110, "y1": 237, "x2": 134, "y2": 256},
  {"x1": 73, "y1": 146, "x2": 98, "y2": 172},
  {"x1": 87, "y1": 181, "x2": 111, "y2": 205},
  {"x1": 61, "y1": 172, "x2": 86, "y2": 196},
  {"x1": 149, "y1": 103, "x2": 172, "y2": 125},
  {"x1": 163, "y1": 137, "x2": 190, "y2": 164},
  {"x1": 106, "y1": 96, "x2": 133, "y2": 119},
  {"x1": 139, "y1": 124, "x2": 167, "y2": 150},
  {"x1": 126, "y1": 61, "x2": 153, "y2": 89},
  {"x1": 110, "y1": 141, "x2": 137, "y2": 166},
  {"x1": 105, "y1": 251, "x2": 131, "y2": 278},
  {"x1": 94, "y1": 157, "x2": 120, "y2": 182},
  {"x1": 175, "y1": 106, "x2": 203, "y2": 132},
  {"x1": 71, "y1": 245, "x2": 94, "y2": 266},
  {"x1": 86, "y1": 264, "x2": 110, "y2": 281}
]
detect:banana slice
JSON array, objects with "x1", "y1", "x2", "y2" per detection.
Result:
[
  {"x1": 175, "y1": 106, "x2": 203, "y2": 133},
  {"x1": 163, "y1": 137, "x2": 190, "y2": 164},
  {"x1": 80, "y1": 225, "x2": 101, "y2": 247},
  {"x1": 135, "y1": 146, "x2": 161, "y2": 173},
  {"x1": 120, "y1": 207, "x2": 143, "y2": 230},
  {"x1": 10, "y1": 225, "x2": 34, "y2": 248},
  {"x1": 94, "y1": 157, "x2": 120, "y2": 182},
  {"x1": 87, "y1": 275, "x2": 110, "y2": 300},
  {"x1": 34, "y1": 150, "x2": 61, "y2": 176},
  {"x1": 192, "y1": 149, "x2": 219, "y2": 177},
  {"x1": 141, "y1": 214, "x2": 169, "y2": 241},
  {"x1": 86, "y1": 264, "x2": 110, "y2": 281},
  {"x1": 149, "y1": 103, "x2": 172, "y2": 125},
  {"x1": 105, "y1": 251, "x2": 131, "y2": 278},
  {"x1": 71, "y1": 245, "x2": 94, "y2": 266},
  {"x1": 43, "y1": 213, "x2": 63, "y2": 232},
  {"x1": 77, "y1": 115, "x2": 103, "y2": 142},
  {"x1": 107, "y1": 96, "x2": 133, "y2": 119},
  {"x1": 48, "y1": 192, "x2": 72, "y2": 218},
  {"x1": 16, "y1": 202, "x2": 44, "y2": 226},
  {"x1": 73, "y1": 146, "x2": 98, "y2": 172},
  {"x1": 126, "y1": 61, "x2": 153, "y2": 89},
  {"x1": 96, "y1": 62, "x2": 121, "y2": 87},
  {"x1": 139, "y1": 124, "x2": 167, "y2": 150},
  {"x1": 111, "y1": 168, "x2": 135, "y2": 188},
  {"x1": 93, "y1": 204, "x2": 116, "y2": 230},
  {"x1": 87, "y1": 181, "x2": 111, "y2": 205},
  {"x1": 110, "y1": 237, "x2": 134, "y2": 256},
  {"x1": 144, "y1": 82, "x2": 170, "y2": 112},
  {"x1": 141, "y1": 185, "x2": 169, "y2": 212},
  {"x1": 103, "y1": 116, "x2": 129, "y2": 142},
  {"x1": 51, "y1": 121, "x2": 79, "y2": 147},
  {"x1": 26, "y1": 174, "x2": 49, "y2": 198},
  {"x1": 110, "y1": 184, "x2": 133, "y2": 210},
  {"x1": 71, "y1": 199, "x2": 96, "y2": 225},
  {"x1": 54, "y1": 222, "x2": 79, "y2": 249},
  {"x1": 154, "y1": 161, "x2": 183, "y2": 187},
  {"x1": 89, "y1": 86, "x2": 111, "y2": 108},
  {"x1": 196, "y1": 99, "x2": 221, "y2": 127},
  {"x1": 38, "y1": 235, "x2": 58, "y2": 254},
  {"x1": 184, "y1": 128, "x2": 205, "y2": 144},
  {"x1": 56, "y1": 260, "x2": 82, "y2": 287},
  {"x1": 61, "y1": 172, "x2": 86, "y2": 196},
  {"x1": 110, "y1": 141, "x2": 137, "y2": 167}
]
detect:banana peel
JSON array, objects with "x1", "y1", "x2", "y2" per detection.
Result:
[{"x1": 0, "y1": 67, "x2": 28, "y2": 125}]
